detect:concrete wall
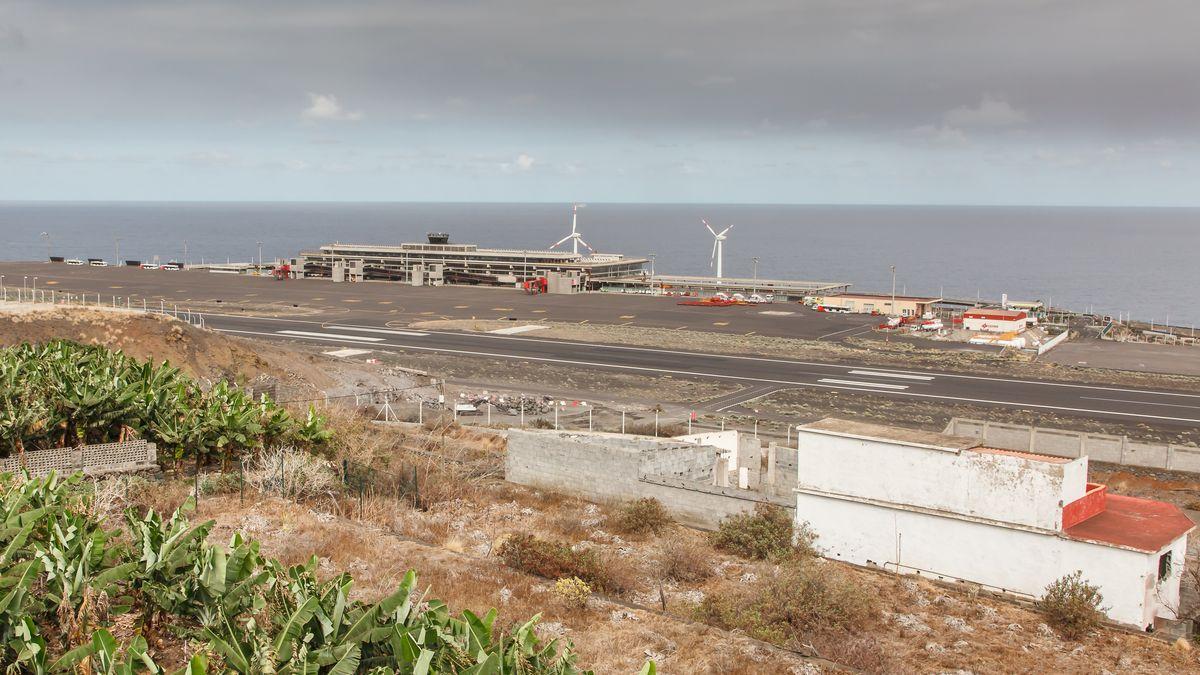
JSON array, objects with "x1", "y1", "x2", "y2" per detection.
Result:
[
  {"x1": 795, "y1": 490, "x2": 1180, "y2": 628},
  {"x1": 505, "y1": 429, "x2": 789, "y2": 529},
  {"x1": 795, "y1": 429, "x2": 1079, "y2": 530},
  {"x1": 946, "y1": 418, "x2": 1200, "y2": 474},
  {"x1": 0, "y1": 440, "x2": 158, "y2": 477}
]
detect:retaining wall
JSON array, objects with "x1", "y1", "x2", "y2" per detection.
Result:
[
  {"x1": 945, "y1": 418, "x2": 1200, "y2": 473},
  {"x1": 0, "y1": 440, "x2": 159, "y2": 477}
]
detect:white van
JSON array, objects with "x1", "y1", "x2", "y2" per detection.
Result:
[{"x1": 65, "y1": 259, "x2": 84, "y2": 266}]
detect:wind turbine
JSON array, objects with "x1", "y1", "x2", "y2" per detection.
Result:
[
  {"x1": 703, "y1": 219, "x2": 733, "y2": 278},
  {"x1": 550, "y1": 203, "x2": 593, "y2": 256}
]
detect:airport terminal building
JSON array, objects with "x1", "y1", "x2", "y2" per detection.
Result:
[{"x1": 295, "y1": 233, "x2": 648, "y2": 290}]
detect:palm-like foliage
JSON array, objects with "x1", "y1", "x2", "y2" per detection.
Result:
[
  {"x1": 0, "y1": 340, "x2": 329, "y2": 469},
  {"x1": 0, "y1": 471, "x2": 623, "y2": 673}
]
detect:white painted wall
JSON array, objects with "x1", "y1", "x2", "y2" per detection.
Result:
[
  {"x1": 796, "y1": 492, "x2": 1182, "y2": 628},
  {"x1": 964, "y1": 316, "x2": 1026, "y2": 333},
  {"x1": 795, "y1": 430, "x2": 1081, "y2": 530}
]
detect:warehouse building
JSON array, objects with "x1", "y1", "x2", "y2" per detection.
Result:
[
  {"x1": 812, "y1": 293, "x2": 941, "y2": 317},
  {"x1": 792, "y1": 419, "x2": 1192, "y2": 629},
  {"x1": 963, "y1": 308, "x2": 1030, "y2": 333}
]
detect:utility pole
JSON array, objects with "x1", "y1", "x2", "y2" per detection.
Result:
[
  {"x1": 257, "y1": 241, "x2": 263, "y2": 269},
  {"x1": 115, "y1": 237, "x2": 121, "y2": 266},
  {"x1": 752, "y1": 257, "x2": 759, "y2": 294},
  {"x1": 890, "y1": 265, "x2": 897, "y2": 316},
  {"x1": 183, "y1": 240, "x2": 188, "y2": 267}
]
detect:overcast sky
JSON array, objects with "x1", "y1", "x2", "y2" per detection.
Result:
[{"x1": 1, "y1": 1, "x2": 1197, "y2": 204}]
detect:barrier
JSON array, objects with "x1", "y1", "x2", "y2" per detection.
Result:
[{"x1": 0, "y1": 440, "x2": 158, "y2": 477}]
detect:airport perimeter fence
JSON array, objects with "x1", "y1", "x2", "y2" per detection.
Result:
[{"x1": 0, "y1": 284, "x2": 208, "y2": 328}]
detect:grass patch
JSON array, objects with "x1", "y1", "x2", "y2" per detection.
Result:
[
  {"x1": 612, "y1": 498, "x2": 672, "y2": 537},
  {"x1": 708, "y1": 504, "x2": 814, "y2": 561}
]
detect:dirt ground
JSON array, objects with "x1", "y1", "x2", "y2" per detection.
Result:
[{"x1": 410, "y1": 319, "x2": 1200, "y2": 393}]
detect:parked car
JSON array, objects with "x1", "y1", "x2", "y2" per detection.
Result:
[
  {"x1": 65, "y1": 259, "x2": 85, "y2": 266},
  {"x1": 89, "y1": 260, "x2": 108, "y2": 267}
]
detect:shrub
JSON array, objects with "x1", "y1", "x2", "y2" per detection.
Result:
[
  {"x1": 245, "y1": 447, "x2": 339, "y2": 500},
  {"x1": 528, "y1": 418, "x2": 556, "y2": 430},
  {"x1": 708, "y1": 505, "x2": 814, "y2": 561},
  {"x1": 1038, "y1": 570, "x2": 1104, "y2": 639},
  {"x1": 498, "y1": 533, "x2": 633, "y2": 594},
  {"x1": 553, "y1": 577, "x2": 593, "y2": 610},
  {"x1": 657, "y1": 536, "x2": 714, "y2": 583},
  {"x1": 613, "y1": 498, "x2": 673, "y2": 537},
  {"x1": 695, "y1": 560, "x2": 877, "y2": 642},
  {"x1": 625, "y1": 422, "x2": 688, "y2": 438}
]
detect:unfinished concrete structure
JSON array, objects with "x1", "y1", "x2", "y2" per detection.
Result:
[
  {"x1": 505, "y1": 429, "x2": 794, "y2": 528},
  {"x1": 792, "y1": 419, "x2": 1193, "y2": 630}
]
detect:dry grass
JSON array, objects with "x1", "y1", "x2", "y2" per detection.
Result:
[{"x1": 655, "y1": 535, "x2": 715, "y2": 583}]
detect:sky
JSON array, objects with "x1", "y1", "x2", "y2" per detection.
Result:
[{"x1": 1, "y1": 0, "x2": 1197, "y2": 205}]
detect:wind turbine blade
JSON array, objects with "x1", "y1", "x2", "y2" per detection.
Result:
[
  {"x1": 719, "y1": 225, "x2": 734, "y2": 236},
  {"x1": 551, "y1": 235, "x2": 572, "y2": 248},
  {"x1": 710, "y1": 239, "x2": 718, "y2": 265},
  {"x1": 577, "y1": 238, "x2": 594, "y2": 253},
  {"x1": 702, "y1": 219, "x2": 717, "y2": 237}
]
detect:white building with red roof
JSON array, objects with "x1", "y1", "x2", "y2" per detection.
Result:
[
  {"x1": 963, "y1": 308, "x2": 1030, "y2": 333},
  {"x1": 793, "y1": 418, "x2": 1193, "y2": 629}
]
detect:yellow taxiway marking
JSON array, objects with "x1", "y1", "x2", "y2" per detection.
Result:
[
  {"x1": 712, "y1": 321, "x2": 730, "y2": 326},
  {"x1": 454, "y1": 305, "x2": 470, "y2": 309},
  {"x1": 45, "y1": 280, "x2": 59, "y2": 286},
  {"x1": 619, "y1": 314, "x2": 635, "y2": 319},
  {"x1": 492, "y1": 307, "x2": 514, "y2": 311}
]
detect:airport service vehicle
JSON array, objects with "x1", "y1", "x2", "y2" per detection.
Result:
[
  {"x1": 65, "y1": 259, "x2": 84, "y2": 266},
  {"x1": 89, "y1": 259, "x2": 108, "y2": 267},
  {"x1": 160, "y1": 262, "x2": 182, "y2": 271},
  {"x1": 271, "y1": 264, "x2": 292, "y2": 280},
  {"x1": 140, "y1": 262, "x2": 158, "y2": 270},
  {"x1": 812, "y1": 304, "x2": 850, "y2": 313},
  {"x1": 919, "y1": 319, "x2": 944, "y2": 330}
]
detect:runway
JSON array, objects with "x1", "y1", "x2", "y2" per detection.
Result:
[{"x1": 202, "y1": 312, "x2": 1200, "y2": 430}]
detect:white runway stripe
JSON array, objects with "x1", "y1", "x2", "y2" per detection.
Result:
[
  {"x1": 818, "y1": 378, "x2": 910, "y2": 390},
  {"x1": 848, "y1": 370, "x2": 935, "y2": 381},
  {"x1": 277, "y1": 330, "x2": 383, "y2": 343},
  {"x1": 325, "y1": 325, "x2": 428, "y2": 337}
]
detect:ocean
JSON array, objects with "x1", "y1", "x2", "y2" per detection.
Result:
[{"x1": 0, "y1": 202, "x2": 1196, "y2": 327}]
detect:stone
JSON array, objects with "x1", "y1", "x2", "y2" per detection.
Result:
[
  {"x1": 943, "y1": 617, "x2": 975, "y2": 633},
  {"x1": 892, "y1": 614, "x2": 931, "y2": 633},
  {"x1": 924, "y1": 642, "x2": 946, "y2": 654}
]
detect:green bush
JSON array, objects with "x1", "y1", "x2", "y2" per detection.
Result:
[
  {"x1": 613, "y1": 497, "x2": 673, "y2": 537},
  {"x1": 708, "y1": 504, "x2": 815, "y2": 561},
  {"x1": 1038, "y1": 570, "x2": 1104, "y2": 639},
  {"x1": 498, "y1": 533, "x2": 634, "y2": 594},
  {"x1": 695, "y1": 560, "x2": 877, "y2": 642}
]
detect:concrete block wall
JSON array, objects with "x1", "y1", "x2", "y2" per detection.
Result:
[
  {"x1": 946, "y1": 418, "x2": 1200, "y2": 474},
  {"x1": 0, "y1": 440, "x2": 158, "y2": 477},
  {"x1": 506, "y1": 429, "x2": 789, "y2": 529}
]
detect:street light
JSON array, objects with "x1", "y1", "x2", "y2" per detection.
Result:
[
  {"x1": 648, "y1": 253, "x2": 656, "y2": 277},
  {"x1": 890, "y1": 265, "x2": 897, "y2": 317},
  {"x1": 115, "y1": 237, "x2": 121, "y2": 266},
  {"x1": 752, "y1": 256, "x2": 759, "y2": 294},
  {"x1": 40, "y1": 232, "x2": 50, "y2": 260},
  {"x1": 257, "y1": 241, "x2": 263, "y2": 269}
]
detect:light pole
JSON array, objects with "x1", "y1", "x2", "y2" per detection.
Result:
[
  {"x1": 23, "y1": 276, "x2": 27, "y2": 291},
  {"x1": 32, "y1": 277, "x2": 37, "y2": 292},
  {"x1": 183, "y1": 240, "x2": 188, "y2": 267},
  {"x1": 890, "y1": 265, "x2": 897, "y2": 316},
  {"x1": 40, "y1": 232, "x2": 50, "y2": 260},
  {"x1": 256, "y1": 241, "x2": 263, "y2": 269},
  {"x1": 115, "y1": 237, "x2": 121, "y2": 266},
  {"x1": 752, "y1": 256, "x2": 759, "y2": 294}
]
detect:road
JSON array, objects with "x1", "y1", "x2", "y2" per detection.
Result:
[{"x1": 202, "y1": 312, "x2": 1200, "y2": 430}]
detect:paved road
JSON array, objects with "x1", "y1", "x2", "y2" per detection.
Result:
[{"x1": 202, "y1": 312, "x2": 1200, "y2": 430}]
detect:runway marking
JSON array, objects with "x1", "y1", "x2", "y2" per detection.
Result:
[
  {"x1": 277, "y1": 330, "x2": 383, "y2": 343},
  {"x1": 378, "y1": 301, "x2": 392, "y2": 305},
  {"x1": 45, "y1": 281, "x2": 58, "y2": 285},
  {"x1": 419, "y1": 311, "x2": 435, "y2": 315},
  {"x1": 244, "y1": 293, "x2": 258, "y2": 297},
  {"x1": 849, "y1": 370, "x2": 935, "y2": 381},
  {"x1": 490, "y1": 325, "x2": 550, "y2": 335},
  {"x1": 454, "y1": 305, "x2": 470, "y2": 309},
  {"x1": 819, "y1": 324, "x2": 875, "y2": 339},
  {"x1": 312, "y1": 297, "x2": 325, "y2": 301},
  {"x1": 214, "y1": 327, "x2": 1200, "y2": 424},
  {"x1": 759, "y1": 310, "x2": 794, "y2": 316},
  {"x1": 532, "y1": 309, "x2": 547, "y2": 313},
  {"x1": 198, "y1": 313, "x2": 1200, "y2": 401},
  {"x1": 620, "y1": 315, "x2": 636, "y2": 319},
  {"x1": 109, "y1": 285, "x2": 123, "y2": 289},
  {"x1": 713, "y1": 322, "x2": 729, "y2": 326},
  {"x1": 492, "y1": 307, "x2": 513, "y2": 311},
  {"x1": 579, "y1": 319, "x2": 589, "y2": 324},
  {"x1": 1080, "y1": 397, "x2": 1200, "y2": 410},
  {"x1": 343, "y1": 299, "x2": 361, "y2": 303},
  {"x1": 819, "y1": 378, "x2": 910, "y2": 390},
  {"x1": 745, "y1": 331, "x2": 757, "y2": 336},
  {"x1": 324, "y1": 326, "x2": 429, "y2": 337}
]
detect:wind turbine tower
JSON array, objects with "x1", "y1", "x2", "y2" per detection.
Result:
[
  {"x1": 703, "y1": 219, "x2": 733, "y2": 278},
  {"x1": 550, "y1": 203, "x2": 593, "y2": 256}
]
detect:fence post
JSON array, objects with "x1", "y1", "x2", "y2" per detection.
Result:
[
  {"x1": 654, "y1": 411, "x2": 659, "y2": 436},
  {"x1": 554, "y1": 405, "x2": 559, "y2": 430},
  {"x1": 621, "y1": 410, "x2": 625, "y2": 434},
  {"x1": 520, "y1": 396, "x2": 525, "y2": 428},
  {"x1": 487, "y1": 402, "x2": 492, "y2": 426},
  {"x1": 588, "y1": 407, "x2": 593, "y2": 431},
  {"x1": 754, "y1": 419, "x2": 758, "y2": 439}
]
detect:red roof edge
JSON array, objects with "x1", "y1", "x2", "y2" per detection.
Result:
[
  {"x1": 1062, "y1": 483, "x2": 1106, "y2": 529},
  {"x1": 1063, "y1": 491, "x2": 1195, "y2": 553}
]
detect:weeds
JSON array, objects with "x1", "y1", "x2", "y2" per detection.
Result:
[
  {"x1": 708, "y1": 504, "x2": 814, "y2": 561},
  {"x1": 656, "y1": 535, "x2": 713, "y2": 583},
  {"x1": 553, "y1": 577, "x2": 593, "y2": 610},
  {"x1": 612, "y1": 498, "x2": 672, "y2": 537},
  {"x1": 498, "y1": 533, "x2": 635, "y2": 595},
  {"x1": 1038, "y1": 571, "x2": 1104, "y2": 639}
]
